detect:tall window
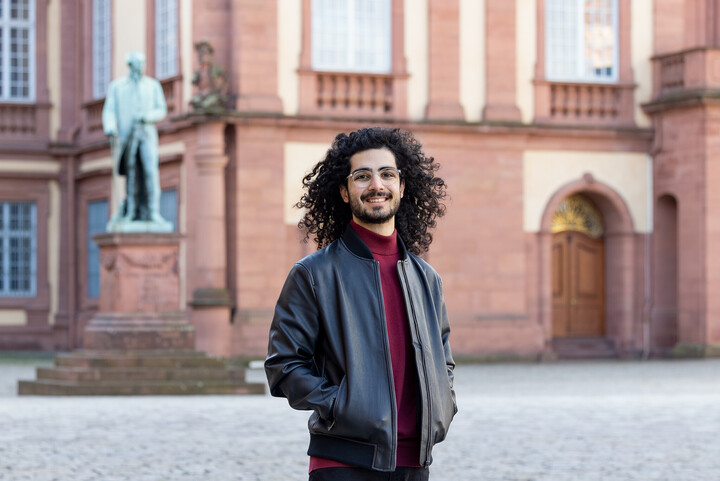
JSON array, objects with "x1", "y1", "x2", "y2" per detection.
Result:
[
  {"x1": 546, "y1": 0, "x2": 617, "y2": 82},
  {"x1": 159, "y1": 188, "x2": 177, "y2": 232},
  {"x1": 155, "y1": 0, "x2": 178, "y2": 79},
  {"x1": 86, "y1": 199, "x2": 108, "y2": 298},
  {"x1": 311, "y1": 0, "x2": 391, "y2": 73},
  {"x1": 0, "y1": 0, "x2": 36, "y2": 101},
  {"x1": 92, "y1": 0, "x2": 111, "y2": 98},
  {"x1": 0, "y1": 201, "x2": 36, "y2": 297}
]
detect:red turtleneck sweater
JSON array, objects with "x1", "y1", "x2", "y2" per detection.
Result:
[{"x1": 310, "y1": 221, "x2": 420, "y2": 472}]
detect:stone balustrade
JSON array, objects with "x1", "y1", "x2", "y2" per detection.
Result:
[
  {"x1": 299, "y1": 70, "x2": 403, "y2": 118},
  {"x1": 535, "y1": 80, "x2": 635, "y2": 126},
  {"x1": 161, "y1": 75, "x2": 182, "y2": 116},
  {"x1": 0, "y1": 103, "x2": 37, "y2": 135},
  {"x1": 658, "y1": 53, "x2": 685, "y2": 94},
  {"x1": 651, "y1": 48, "x2": 720, "y2": 101}
]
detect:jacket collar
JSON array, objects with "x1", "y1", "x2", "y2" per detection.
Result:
[{"x1": 341, "y1": 224, "x2": 409, "y2": 261}]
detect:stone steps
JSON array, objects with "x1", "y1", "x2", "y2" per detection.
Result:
[
  {"x1": 18, "y1": 350, "x2": 266, "y2": 396},
  {"x1": 34, "y1": 366, "x2": 247, "y2": 383},
  {"x1": 54, "y1": 351, "x2": 227, "y2": 369},
  {"x1": 18, "y1": 379, "x2": 265, "y2": 396}
]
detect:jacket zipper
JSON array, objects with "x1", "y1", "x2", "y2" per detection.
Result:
[
  {"x1": 399, "y1": 260, "x2": 433, "y2": 467},
  {"x1": 375, "y1": 260, "x2": 398, "y2": 470}
]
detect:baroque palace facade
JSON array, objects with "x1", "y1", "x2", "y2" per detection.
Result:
[{"x1": 1, "y1": 0, "x2": 719, "y2": 360}]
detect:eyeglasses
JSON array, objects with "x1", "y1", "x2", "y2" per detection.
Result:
[{"x1": 346, "y1": 168, "x2": 401, "y2": 188}]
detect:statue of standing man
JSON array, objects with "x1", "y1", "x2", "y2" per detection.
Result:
[{"x1": 102, "y1": 51, "x2": 172, "y2": 232}]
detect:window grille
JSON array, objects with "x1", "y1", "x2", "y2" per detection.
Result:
[
  {"x1": 155, "y1": 0, "x2": 178, "y2": 79},
  {"x1": 311, "y1": 0, "x2": 391, "y2": 73},
  {"x1": 160, "y1": 188, "x2": 178, "y2": 232},
  {"x1": 0, "y1": 0, "x2": 35, "y2": 101},
  {"x1": 86, "y1": 199, "x2": 108, "y2": 298},
  {"x1": 546, "y1": 0, "x2": 617, "y2": 82},
  {"x1": 0, "y1": 201, "x2": 37, "y2": 297},
  {"x1": 92, "y1": 0, "x2": 111, "y2": 99}
]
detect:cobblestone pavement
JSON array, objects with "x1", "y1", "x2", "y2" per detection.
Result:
[{"x1": 1, "y1": 357, "x2": 719, "y2": 481}]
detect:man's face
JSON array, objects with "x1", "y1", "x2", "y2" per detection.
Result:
[
  {"x1": 339, "y1": 148, "x2": 405, "y2": 235},
  {"x1": 128, "y1": 56, "x2": 145, "y2": 75}
]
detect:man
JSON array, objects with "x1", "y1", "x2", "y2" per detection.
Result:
[
  {"x1": 102, "y1": 51, "x2": 171, "y2": 232},
  {"x1": 265, "y1": 127, "x2": 457, "y2": 480}
]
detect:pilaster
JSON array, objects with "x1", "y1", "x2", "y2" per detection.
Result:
[
  {"x1": 424, "y1": 0, "x2": 465, "y2": 120},
  {"x1": 231, "y1": 0, "x2": 283, "y2": 113},
  {"x1": 188, "y1": 120, "x2": 233, "y2": 356},
  {"x1": 482, "y1": 0, "x2": 522, "y2": 122}
]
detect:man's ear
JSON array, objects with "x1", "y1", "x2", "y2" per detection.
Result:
[
  {"x1": 340, "y1": 184, "x2": 349, "y2": 203},
  {"x1": 400, "y1": 179, "x2": 405, "y2": 198}
]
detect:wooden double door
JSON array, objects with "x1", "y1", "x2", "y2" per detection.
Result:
[{"x1": 551, "y1": 231, "x2": 605, "y2": 338}]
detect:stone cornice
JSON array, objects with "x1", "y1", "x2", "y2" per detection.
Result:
[{"x1": 642, "y1": 89, "x2": 720, "y2": 114}]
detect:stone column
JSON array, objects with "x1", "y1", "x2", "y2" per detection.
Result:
[
  {"x1": 482, "y1": 0, "x2": 522, "y2": 122},
  {"x1": 189, "y1": 121, "x2": 233, "y2": 357},
  {"x1": 425, "y1": 0, "x2": 465, "y2": 120}
]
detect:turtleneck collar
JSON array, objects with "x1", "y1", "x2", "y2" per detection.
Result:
[{"x1": 349, "y1": 219, "x2": 398, "y2": 257}]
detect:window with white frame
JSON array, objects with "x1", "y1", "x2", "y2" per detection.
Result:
[
  {"x1": 155, "y1": 0, "x2": 178, "y2": 79},
  {"x1": 92, "y1": 0, "x2": 111, "y2": 99},
  {"x1": 86, "y1": 199, "x2": 108, "y2": 298},
  {"x1": 311, "y1": 0, "x2": 391, "y2": 73},
  {"x1": 0, "y1": 0, "x2": 36, "y2": 101},
  {"x1": 0, "y1": 201, "x2": 37, "y2": 297},
  {"x1": 545, "y1": 0, "x2": 618, "y2": 82}
]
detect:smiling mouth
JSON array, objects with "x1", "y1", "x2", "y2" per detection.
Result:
[{"x1": 362, "y1": 193, "x2": 391, "y2": 204}]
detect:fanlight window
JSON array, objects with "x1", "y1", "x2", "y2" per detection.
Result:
[{"x1": 551, "y1": 194, "x2": 604, "y2": 238}]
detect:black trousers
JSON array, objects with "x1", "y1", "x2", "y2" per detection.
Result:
[{"x1": 309, "y1": 467, "x2": 430, "y2": 481}]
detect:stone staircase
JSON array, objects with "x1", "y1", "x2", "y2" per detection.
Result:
[
  {"x1": 552, "y1": 338, "x2": 618, "y2": 360},
  {"x1": 18, "y1": 350, "x2": 266, "y2": 396}
]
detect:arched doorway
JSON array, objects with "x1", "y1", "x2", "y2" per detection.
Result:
[
  {"x1": 539, "y1": 175, "x2": 637, "y2": 358},
  {"x1": 551, "y1": 194, "x2": 605, "y2": 338}
]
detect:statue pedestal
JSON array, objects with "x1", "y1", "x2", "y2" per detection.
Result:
[
  {"x1": 18, "y1": 232, "x2": 265, "y2": 396},
  {"x1": 106, "y1": 217, "x2": 174, "y2": 233},
  {"x1": 83, "y1": 233, "x2": 192, "y2": 350}
]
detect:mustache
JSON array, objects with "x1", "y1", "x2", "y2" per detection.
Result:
[{"x1": 361, "y1": 192, "x2": 392, "y2": 201}]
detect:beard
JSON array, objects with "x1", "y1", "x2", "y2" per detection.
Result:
[{"x1": 349, "y1": 191, "x2": 401, "y2": 225}]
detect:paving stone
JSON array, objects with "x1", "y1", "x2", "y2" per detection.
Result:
[{"x1": 2, "y1": 358, "x2": 719, "y2": 480}]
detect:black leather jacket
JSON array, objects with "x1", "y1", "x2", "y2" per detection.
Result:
[{"x1": 265, "y1": 226, "x2": 457, "y2": 472}]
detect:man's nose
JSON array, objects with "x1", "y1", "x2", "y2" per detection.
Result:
[{"x1": 367, "y1": 172, "x2": 386, "y2": 190}]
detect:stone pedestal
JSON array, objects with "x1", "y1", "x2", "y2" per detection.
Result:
[
  {"x1": 19, "y1": 233, "x2": 265, "y2": 396},
  {"x1": 83, "y1": 233, "x2": 192, "y2": 350}
]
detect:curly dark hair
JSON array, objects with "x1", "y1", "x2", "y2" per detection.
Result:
[{"x1": 296, "y1": 127, "x2": 447, "y2": 255}]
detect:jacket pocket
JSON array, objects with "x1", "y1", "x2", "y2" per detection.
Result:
[
  {"x1": 432, "y1": 377, "x2": 457, "y2": 445},
  {"x1": 310, "y1": 376, "x2": 346, "y2": 433}
]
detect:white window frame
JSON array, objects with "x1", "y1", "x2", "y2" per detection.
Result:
[
  {"x1": 545, "y1": 0, "x2": 618, "y2": 83},
  {"x1": 92, "y1": 0, "x2": 111, "y2": 99},
  {"x1": 0, "y1": 0, "x2": 36, "y2": 102},
  {"x1": 0, "y1": 201, "x2": 37, "y2": 297},
  {"x1": 155, "y1": 0, "x2": 178, "y2": 79},
  {"x1": 311, "y1": 0, "x2": 391, "y2": 74}
]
